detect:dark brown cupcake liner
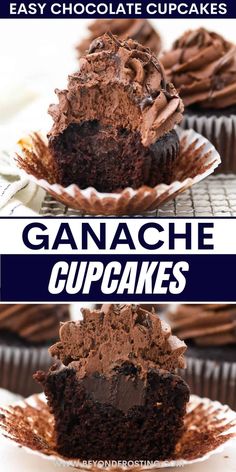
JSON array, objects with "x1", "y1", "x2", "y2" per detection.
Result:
[
  {"x1": 0, "y1": 344, "x2": 52, "y2": 397},
  {"x1": 16, "y1": 127, "x2": 221, "y2": 216},
  {"x1": 181, "y1": 113, "x2": 236, "y2": 174},
  {"x1": 1, "y1": 393, "x2": 236, "y2": 469},
  {"x1": 179, "y1": 356, "x2": 236, "y2": 412}
]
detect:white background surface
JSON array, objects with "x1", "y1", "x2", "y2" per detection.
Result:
[
  {"x1": 0, "y1": 19, "x2": 236, "y2": 134},
  {"x1": 0, "y1": 434, "x2": 236, "y2": 472},
  {"x1": 1, "y1": 19, "x2": 236, "y2": 93},
  {"x1": 0, "y1": 17, "x2": 236, "y2": 470}
]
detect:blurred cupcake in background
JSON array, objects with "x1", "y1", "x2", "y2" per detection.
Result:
[
  {"x1": 166, "y1": 304, "x2": 236, "y2": 410},
  {"x1": 77, "y1": 19, "x2": 161, "y2": 56},
  {"x1": 0, "y1": 304, "x2": 70, "y2": 396},
  {"x1": 161, "y1": 28, "x2": 236, "y2": 173}
]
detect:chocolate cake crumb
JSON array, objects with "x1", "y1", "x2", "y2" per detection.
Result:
[
  {"x1": 1, "y1": 394, "x2": 235, "y2": 464},
  {"x1": 35, "y1": 367, "x2": 189, "y2": 460},
  {"x1": 49, "y1": 123, "x2": 179, "y2": 191}
]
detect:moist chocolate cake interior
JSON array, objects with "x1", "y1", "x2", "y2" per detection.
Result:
[
  {"x1": 49, "y1": 123, "x2": 179, "y2": 191},
  {"x1": 36, "y1": 365, "x2": 189, "y2": 460}
]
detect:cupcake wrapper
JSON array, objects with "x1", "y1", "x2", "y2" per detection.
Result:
[
  {"x1": 181, "y1": 114, "x2": 236, "y2": 174},
  {"x1": 179, "y1": 356, "x2": 236, "y2": 412},
  {"x1": 0, "y1": 345, "x2": 52, "y2": 397},
  {"x1": 0, "y1": 393, "x2": 236, "y2": 470},
  {"x1": 16, "y1": 126, "x2": 221, "y2": 216}
]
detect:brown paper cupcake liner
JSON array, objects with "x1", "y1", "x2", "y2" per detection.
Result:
[
  {"x1": 0, "y1": 393, "x2": 236, "y2": 469},
  {"x1": 0, "y1": 345, "x2": 52, "y2": 397},
  {"x1": 179, "y1": 356, "x2": 236, "y2": 412},
  {"x1": 16, "y1": 127, "x2": 221, "y2": 216},
  {"x1": 181, "y1": 113, "x2": 236, "y2": 174}
]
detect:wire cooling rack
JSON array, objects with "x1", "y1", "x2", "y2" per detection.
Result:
[{"x1": 40, "y1": 174, "x2": 236, "y2": 217}]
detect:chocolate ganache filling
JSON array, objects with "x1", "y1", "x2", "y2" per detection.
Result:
[{"x1": 35, "y1": 304, "x2": 189, "y2": 460}]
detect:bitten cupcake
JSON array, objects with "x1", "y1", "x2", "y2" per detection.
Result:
[
  {"x1": 166, "y1": 304, "x2": 236, "y2": 410},
  {"x1": 161, "y1": 28, "x2": 236, "y2": 173},
  {"x1": 35, "y1": 304, "x2": 189, "y2": 460},
  {"x1": 0, "y1": 304, "x2": 70, "y2": 396},
  {"x1": 77, "y1": 19, "x2": 161, "y2": 56},
  {"x1": 48, "y1": 33, "x2": 183, "y2": 192}
]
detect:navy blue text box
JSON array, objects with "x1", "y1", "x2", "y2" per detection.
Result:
[
  {"x1": 1, "y1": 254, "x2": 235, "y2": 302},
  {"x1": 0, "y1": 1, "x2": 234, "y2": 19}
]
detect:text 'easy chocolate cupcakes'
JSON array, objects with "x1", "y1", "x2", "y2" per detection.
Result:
[
  {"x1": 48, "y1": 33, "x2": 183, "y2": 192},
  {"x1": 161, "y1": 28, "x2": 236, "y2": 173}
]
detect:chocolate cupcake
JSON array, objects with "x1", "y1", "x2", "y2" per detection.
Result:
[
  {"x1": 35, "y1": 304, "x2": 189, "y2": 460},
  {"x1": 77, "y1": 19, "x2": 161, "y2": 56},
  {"x1": 48, "y1": 33, "x2": 183, "y2": 192},
  {"x1": 0, "y1": 304, "x2": 70, "y2": 396},
  {"x1": 166, "y1": 304, "x2": 236, "y2": 410},
  {"x1": 161, "y1": 28, "x2": 236, "y2": 173}
]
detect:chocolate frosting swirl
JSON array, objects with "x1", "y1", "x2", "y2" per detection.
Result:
[
  {"x1": 0, "y1": 304, "x2": 70, "y2": 344},
  {"x1": 50, "y1": 304, "x2": 186, "y2": 377},
  {"x1": 167, "y1": 304, "x2": 236, "y2": 347},
  {"x1": 161, "y1": 28, "x2": 236, "y2": 109},
  {"x1": 48, "y1": 33, "x2": 183, "y2": 147},
  {"x1": 77, "y1": 19, "x2": 161, "y2": 56}
]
